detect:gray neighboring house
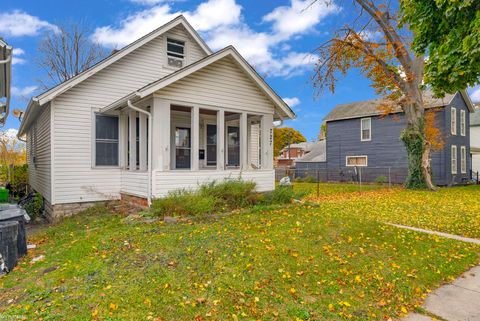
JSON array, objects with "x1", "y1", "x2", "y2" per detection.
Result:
[
  {"x1": 0, "y1": 38, "x2": 12, "y2": 124},
  {"x1": 471, "y1": 107, "x2": 480, "y2": 175},
  {"x1": 298, "y1": 91, "x2": 475, "y2": 185},
  {"x1": 295, "y1": 140, "x2": 327, "y2": 170}
]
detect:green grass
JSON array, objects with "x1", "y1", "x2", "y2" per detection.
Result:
[{"x1": 0, "y1": 185, "x2": 479, "y2": 320}]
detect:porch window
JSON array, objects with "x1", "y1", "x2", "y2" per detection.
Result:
[
  {"x1": 206, "y1": 124, "x2": 217, "y2": 166},
  {"x1": 227, "y1": 126, "x2": 240, "y2": 166},
  {"x1": 95, "y1": 114, "x2": 119, "y2": 166},
  {"x1": 175, "y1": 127, "x2": 191, "y2": 169}
]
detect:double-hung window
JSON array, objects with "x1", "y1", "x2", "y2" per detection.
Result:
[
  {"x1": 95, "y1": 114, "x2": 119, "y2": 166},
  {"x1": 361, "y1": 118, "x2": 371, "y2": 141},
  {"x1": 346, "y1": 156, "x2": 368, "y2": 167},
  {"x1": 451, "y1": 145, "x2": 457, "y2": 174},
  {"x1": 461, "y1": 146, "x2": 467, "y2": 174},
  {"x1": 451, "y1": 107, "x2": 457, "y2": 135},
  {"x1": 460, "y1": 110, "x2": 466, "y2": 136},
  {"x1": 166, "y1": 38, "x2": 185, "y2": 68}
]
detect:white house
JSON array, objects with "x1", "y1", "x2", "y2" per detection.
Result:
[
  {"x1": 471, "y1": 107, "x2": 480, "y2": 175},
  {"x1": 18, "y1": 16, "x2": 295, "y2": 220}
]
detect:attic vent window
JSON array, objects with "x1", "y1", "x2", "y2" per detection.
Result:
[{"x1": 166, "y1": 38, "x2": 185, "y2": 68}]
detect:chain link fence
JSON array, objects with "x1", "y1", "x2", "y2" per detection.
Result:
[{"x1": 276, "y1": 166, "x2": 407, "y2": 186}]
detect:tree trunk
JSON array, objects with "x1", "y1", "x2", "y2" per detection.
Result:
[{"x1": 401, "y1": 115, "x2": 436, "y2": 190}]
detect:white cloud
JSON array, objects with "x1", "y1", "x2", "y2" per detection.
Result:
[
  {"x1": 12, "y1": 48, "x2": 26, "y2": 65},
  {"x1": 93, "y1": 0, "x2": 336, "y2": 78},
  {"x1": 11, "y1": 86, "x2": 38, "y2": 98},
  {"x1": 130, "y1": 0, "x2": 167, "y2": 5},
  {"x1": 263, "y1": 0, "x2": 340, "y2": 40},
  {"x1": 92, "y1": 0, "x2": 241, "y2": 48},
  {"x1": 283, "y1": 97, "x2": 300, "y2": 107},
  {"x1": 470, "y1": 86, "x2": 480, "y2": 103},
  {"x1": 0, "y1": 10, "x2": 58, "y2": 37}
]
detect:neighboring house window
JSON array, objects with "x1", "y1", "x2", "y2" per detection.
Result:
[
  {"x1": 451, "y1": 107, "x2": 457, "y2": 135},
  {"x1": 166, "y1": 38, "x2": 185, "y2": 68},
  {"x1": 460, "y1": 110, "x2": 466, "y2": 136},
  {"x1": 95, "y1": 114, "x2": 119, "y2": 166},
  {"x1": 461, "y1": 146, "x2": 467, "y2": 173},
  {"x1": 227, "y1": 126, "x2": 240, "y2": 166},
  {"x1": 361, "y1": 118, "x2": 371, "y2": 141},
  {"x1": 451, "y1": 145, "x2": 457, "y2": 174},
  {"x1": 346, "y1": 156, "x2": 368, "y2": 167}
]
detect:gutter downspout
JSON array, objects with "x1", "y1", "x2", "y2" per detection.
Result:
[
  {"x1": 0, "y1": 52, "x2": 12, "y2": 126},
  {"x1": 127, "y1": 100, "x2": 153, "y2": 207}
]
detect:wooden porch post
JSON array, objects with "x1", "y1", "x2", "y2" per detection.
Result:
[
  {"x1": 152, "y1": 97, "x2": 170, "y2": 171},
  {"x1": 139, "y1": 113, "x2": 147, "y2": 171},
  {"x1": 217, "y1": 110, "x2": 225, "y2": 170},
  {"x1": 240, "y1": 112, "x2": 248, "y2": 170},
  {"x1": 129, "y1": 110, "x2": 137, "y2": 171},
  {"x1": 261, "y1": 114, "x2": 274, "y2": 169},
  {"x1": 191, "y1": 106, "x2": 200, "y2": 171}
]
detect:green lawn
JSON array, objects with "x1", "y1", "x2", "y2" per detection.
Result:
[
  {"x1": 0, "y1": 185, "x2": 479, "y2": 320},
  {"x1": 305, "y1": 183, "x2": 480, "y2": 239}
]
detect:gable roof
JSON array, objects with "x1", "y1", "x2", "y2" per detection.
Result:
[
  {"x1": 100, "y1": 46, "x2": 295, "y2": 120},
  {"x1": 325, "y1": 90, "x2": 475, "y2": 122},
  {"x1": 19, "y1": 15, "x2": 211, "y2": 136},
  {"x1": 295, "y1": 140, "x2": 326, "y2": 163},
  {"x1": 279, "y1": 142, "x2": 315, "y2": 153}
]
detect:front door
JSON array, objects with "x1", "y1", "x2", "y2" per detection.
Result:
[{"x1": 175, "y1": 127, "x2": 191, "y2": 169}]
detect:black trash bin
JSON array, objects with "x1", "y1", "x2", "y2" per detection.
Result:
[
  {"x1": 0, "y1": 205, "x2": 30, "y2": 257},
  {"x1": 0, "y1": 221, "x2": 19, "y2": 272}
]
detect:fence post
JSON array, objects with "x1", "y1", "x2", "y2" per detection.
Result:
[
  {"x1": 388, "y1": 167, "x2": 391, "y2": 188},
  {"x1": 316, "y1": 169, "x2": 320, "y2": 198},
  {"x1": 359, "y1": 167, "x2": 362, "y2": 187}
]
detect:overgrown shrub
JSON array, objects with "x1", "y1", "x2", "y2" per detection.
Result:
[
  {"x1": 24, "y1": 193, "x2": 43, "y2": 220},
  {"x1": 199, "y1": 179, "x2": 258, "y2": 208},
  {"x1": 10, "y1": 164, "x2": 28, "y2": 198},
  {"x1": 263, "y1": 186, "x2": 307, "y2": 205},
  {"x1": 151, "y1": 190, "x2": 217, "y2": 217},
  {"x1": 375, "y1": 175, "x2": 388, "y2": 185}
]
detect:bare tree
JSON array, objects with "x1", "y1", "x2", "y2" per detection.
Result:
[
  {"x1": 312, "y1": 0, "x2": 437, "y2": 190},
  {"x1": 37, "y1": 21, "x2": 106, "y2": 88}
]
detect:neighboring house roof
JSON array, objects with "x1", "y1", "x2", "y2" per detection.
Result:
[
  {"x1": 100, "y1": 46, "x2": 295, "y2": 120},
  {"x1": 471, "y1": 108, "x2": 480, "y2": 127},
  {"x1": 279, "y1": 141, "x2": 315, "y2": 153},
  {"x1": 19, "y1": 15, "x2": 212, "y2": 136},
  {"x1": 295, "y1": 140, "x2": 326, "y2": 163},
  {"x1": 325, "y1": 90, "x2": 475, "y2": 122}
]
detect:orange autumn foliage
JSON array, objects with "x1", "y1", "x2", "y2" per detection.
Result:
[{"x1": 424, "y1": 109, "x2": 444, "y2": 151}]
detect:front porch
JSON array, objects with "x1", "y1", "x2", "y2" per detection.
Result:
[{"x1": 107, "y1": 96, "x2": 275, "y2": 200}]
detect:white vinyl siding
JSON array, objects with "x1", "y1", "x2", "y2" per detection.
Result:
[
  {"x1": 153, "y1": 169, "x2": 274, "y2": 197},
  {"x1": 52, "y1": 25, "x2": 207, "y2": 204},
  {"x1": 27, "y1": 105, "x2": 51, "y2": 202},
  {"x1": 156, "y1": 56, "x2": 274, "y2": 115},
  {"x1": 361, "y1": 118, "x2": 371, "y2": 141},
  {"x1": 346, "y1": 156, "x2": 368, "y2": 167},
  {"x1": 460, "y1": 110, "x2": 466, "y2": 136},
  {"x1": 461, "y1": 146, "x2": 466, "y2": 174},
  {"x1": 451, "y1": 145, "x2": 457, "y2": 174},
  {"x1": 451, "y1": 107, "x2": 457, "y2": 135}
]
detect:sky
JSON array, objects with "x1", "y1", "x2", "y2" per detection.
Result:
[{"x1": 1, "y1": 0, "x2": 479, "y2": 140}]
